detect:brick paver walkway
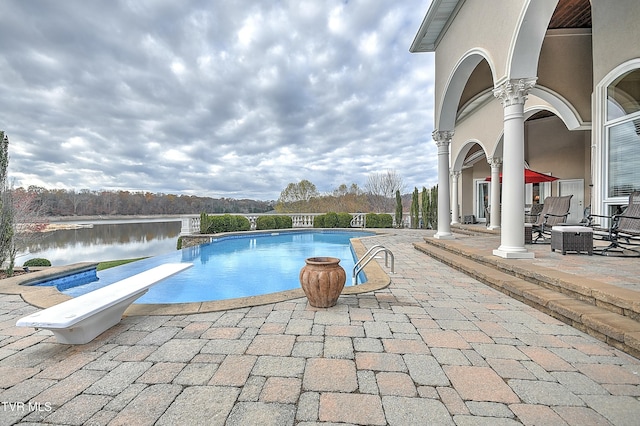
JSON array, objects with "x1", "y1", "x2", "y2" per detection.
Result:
[{"x1": 2, "y1": 230, "x2": 640, "y2": 425}]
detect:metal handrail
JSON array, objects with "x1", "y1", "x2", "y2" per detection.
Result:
[
  {"x1": 353, "y1": 246, "x2": 394, "y2": 285},
  {"x1": 353, "y1": 244, "x2": 388, "y2": 269}
]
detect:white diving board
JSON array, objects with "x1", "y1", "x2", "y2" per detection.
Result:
[{"x1": 17, "y1": 263, "x2": 193, "y2": 344}]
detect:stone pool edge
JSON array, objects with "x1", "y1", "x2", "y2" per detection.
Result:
[{"x1": 2, "y1": 235, "x2": 390, "y2": 316}]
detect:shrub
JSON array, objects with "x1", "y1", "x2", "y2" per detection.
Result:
[
  {"x1": 206, "y1": 216, "x2": 223, "y2": 233},
  {"x1": 364, "y1": 213, "x2": 393, "y2": 228},
  {"x1": 337, "y1": 212, "x2": 353, "y2": 228},
  {"x1": 324, "y1": 212, "x2": 338, "y2": 228},
  {"x1": 274, "y1": 215, "x2": 293, "y2": 229},
  {"x1": 23, "y1": 258, "x2": 51, "y2": 267},
  {"x1": 365, "y1": 213, "x2": 379, "y2": 228},
  {"x1": 176, "y1": 236, "x2": 183, "y2": 250},
  {"x1": 256, "y1": 215, "x2": 276, "y2": 230},
  {"x1": 201, "y1": 214, "x2": 251, "y2": 233},
  {"x1": 378, "y1": 213, "x2": 393, "y2": 228},
  {"x1": 312, "y1": 212, "x2": 351, "y2": 228},
  {"x1": 235, "y1": 215, "x2": 251, "y2": 231},
  {"x1": 256, "y1": 215, "x2": 292, "y2": 230}
]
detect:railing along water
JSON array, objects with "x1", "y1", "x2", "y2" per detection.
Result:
[{"x1": 180, "y1": 212, "x2": 416, "y2": 235}]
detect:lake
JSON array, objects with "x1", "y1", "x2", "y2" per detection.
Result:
[{"x1": 17, "y1": 219, "x2": 182, "y2": 266}]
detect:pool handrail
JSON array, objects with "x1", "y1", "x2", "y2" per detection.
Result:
[{"x1": 353, "y1": 246, "x2": 394, "y2": 285}]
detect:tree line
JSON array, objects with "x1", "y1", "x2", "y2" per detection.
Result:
[
  {"x1": 275, "y1": 170, "x2": 407, "y2": 213},
  {"x1": 19, "y1": 170, "x2": 411, "y2": 218},
  {"x1": 21, "y1": 187, "x2": 274, "y2": 217}
]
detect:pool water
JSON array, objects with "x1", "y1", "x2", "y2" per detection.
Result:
[{"x1": 54, "y1": 230, "x2": 372, "y2": 304}]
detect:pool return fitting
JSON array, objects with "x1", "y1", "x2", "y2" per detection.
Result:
[{"x1": 352, "y1": 244, "x2": 394, "y2": 285}]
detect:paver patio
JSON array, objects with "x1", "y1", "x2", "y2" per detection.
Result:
[{"x1": 1, "y1": 230, "x2": 640, "y2": 425}]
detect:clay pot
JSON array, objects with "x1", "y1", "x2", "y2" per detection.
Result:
[{"x1": 299, "y1": 257, "x2": 347, "y2": 308}]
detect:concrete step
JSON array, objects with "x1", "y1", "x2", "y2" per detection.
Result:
[{"x1": 414, "y1": 239, "x2": 640, "y2": 358}]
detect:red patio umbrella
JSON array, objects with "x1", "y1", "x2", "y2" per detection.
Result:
[{"x1": 485, "y1": 169, "x2": 559, "y2": 183}]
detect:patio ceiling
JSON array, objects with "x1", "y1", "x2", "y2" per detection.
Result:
[
  {"x1": 548, "y1": 0, "x2": 592, "y2": 29},
  {"x1": 410, "y1": 0, "x2": 592, "y2": 53}
]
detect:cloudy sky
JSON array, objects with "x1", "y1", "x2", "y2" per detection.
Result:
[{"x1": 1, "y1": 0, "x2": 436, "y2": 201}]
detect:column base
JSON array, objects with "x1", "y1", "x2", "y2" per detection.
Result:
[
  {"x1": 487, "y1": 225, "x2": 501, "y2": 230},
  {"x1": 434, "y1": 232, "x2": 455, "y2": 240},
  {"x1": 493, "y1": 247, "x2": 534, "y2": 259}
]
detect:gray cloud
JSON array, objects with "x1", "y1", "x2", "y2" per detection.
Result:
[{"x1": 1, "y1": 0, "x2": 436, "y2": 201}]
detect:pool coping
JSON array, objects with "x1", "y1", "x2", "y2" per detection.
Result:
[{"x1": 1, "y1": 232, "x2": 391, "y2": 315}]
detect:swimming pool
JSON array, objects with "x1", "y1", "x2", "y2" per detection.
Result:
[{"x1": 48, "y1": 230, "x2": 373, "y2": 304}]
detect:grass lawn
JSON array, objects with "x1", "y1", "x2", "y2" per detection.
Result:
[{"x1": 97, "y1": 258, "x2": 147, "y2": 271}]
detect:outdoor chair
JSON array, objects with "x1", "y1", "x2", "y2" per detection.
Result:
[
  {"x1": 525, "y1": 203, "x2": 544, "y2": 224},
  {"x1": 588, "y1": 191, "x2": 640, "y2": 256},
  {"x1": 529, "y1": 195, "x2": 573, "y2": 243},
  {"x1": 579, "y1": 206, "x2": 592, "y2": 225}
]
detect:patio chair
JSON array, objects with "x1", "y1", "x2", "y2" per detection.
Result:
[
  {"x1": 525, "y1": 203, "x2": 544, "y2": 224},
  {"x1": 589, "y1": 191, "x2": 640, "y2": 256},
  {"x1": 530, "y1": 195, "x2": 573, "y2": 243}
]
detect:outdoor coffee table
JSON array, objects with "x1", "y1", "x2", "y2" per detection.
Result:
[{"x1": 551, "y1": 225, "x2": 593, "y2": 255}]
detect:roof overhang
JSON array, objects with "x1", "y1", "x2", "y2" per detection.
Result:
[{"x1": 409, "y1": 0, "x2": 464, "y2": 53}]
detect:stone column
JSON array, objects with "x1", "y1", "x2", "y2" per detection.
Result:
[
  {"x1": 487, "y1": 156, "x2": 502, "y2": 230},
  {"x1": 492, "y1": 78, "x2": 536, "y2": 258},
  {"x1": 433, "y1": 130, "x2": 454, "y2": 239},
  {"x1": 451, "y1": 171, "x2": 461, "y2": 225}
]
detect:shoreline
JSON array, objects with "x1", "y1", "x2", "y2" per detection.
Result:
[
  {"x1": 30, "y1": 215, "x2": 183, "y2": 232},
  {"x1": 47, "y1": 214, "x2": 184, "y2": 223}
]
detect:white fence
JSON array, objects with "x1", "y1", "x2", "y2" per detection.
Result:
[{"x1": 180, "y1": 212, "x2": 411, "y2": 235}]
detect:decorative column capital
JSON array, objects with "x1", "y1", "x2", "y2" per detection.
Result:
[
  {"x1": 488, "y1": 156, "x2": 502, "y2": 168},
  {"x1": 450, "y1": 170, "x2": 461, "y2": 178},
  {"x1": 432, "y1": 130, "x2": 454, "y2": 148},
  {"x1": 493, "y1": 78, "x2": 537, "y2": 107}
]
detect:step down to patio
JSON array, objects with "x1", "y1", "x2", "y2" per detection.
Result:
[{"x1": 414, "y1": 238, "x2": 640, "y2": 358}]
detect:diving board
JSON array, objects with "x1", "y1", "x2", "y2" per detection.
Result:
[{"x1": 17, "y1": 263, "x2": 192, "y2": 344}]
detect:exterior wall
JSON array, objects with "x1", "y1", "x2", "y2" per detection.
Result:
[
  {"x1": 181, "y1": 236, "x2": 210, "y2": 249},
  {"x1": 592, "y1": 0, "x2": 640, "y2": 85},
  {"x1": 590, "y1": 0, "x2": 640, "y2": 215},
  {"x1": 452, "y1": 99, "x2": 505, "y2": 165},
  {"x1": 434, "y1": 0, "x2": 528, "y2": 125},
  {"x1": 524, "y1": 116, "x2": 591, "y2": 204},
  {"x1": 538, "y1": 30, "x2": 593, "y2": 123}
]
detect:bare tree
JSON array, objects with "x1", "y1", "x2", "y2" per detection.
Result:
[
  {"x1": 365, "y1": 170, "x2": 405, "y2": 213},
  {"x1": 0, "y1": 132, "x2": 12, "y2": 269},
  {"x1": 6, "y1": 187, "x2": 49, "y2": 275}
]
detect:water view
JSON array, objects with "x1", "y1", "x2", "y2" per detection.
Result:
[{"x1": 17, "y1": 219, "x2": 182, "y2": 266}]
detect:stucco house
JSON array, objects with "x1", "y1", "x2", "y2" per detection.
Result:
[{"x1": 410, "y1": 0, "x2": 639, "y2": 258}]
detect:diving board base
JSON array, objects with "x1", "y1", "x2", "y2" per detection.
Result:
[{"x1": 45, "y1": 290, "x2": 148, "y2": 344}]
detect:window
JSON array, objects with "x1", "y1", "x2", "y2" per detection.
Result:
[
  {"x1": 606, "y1": 69, "x2": 640, "y2": 198},
  {"x1": 532, "y1": 182, "x2": 550, "y2": 204},
  {"x1": 475, "y1": 180, "x2": 489, "y2": 220},
  {"x1": 607, "y1": 69, "x2": 640, "y2": 120}
]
